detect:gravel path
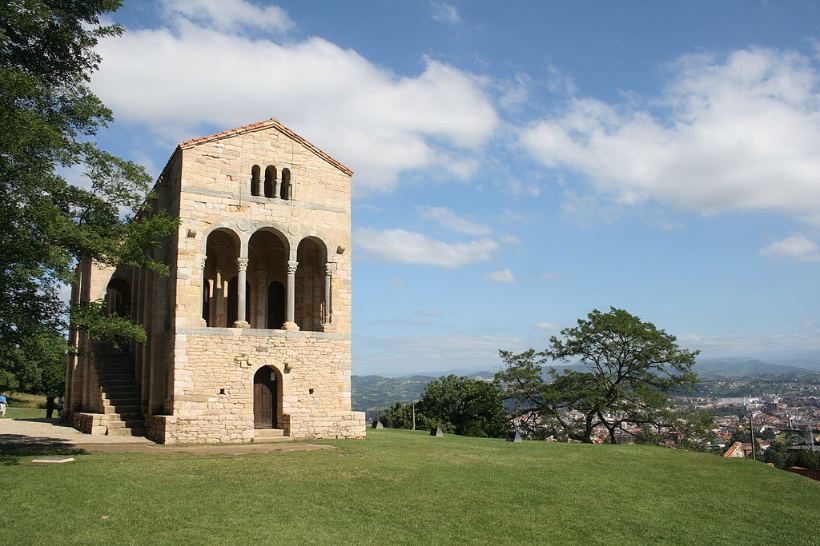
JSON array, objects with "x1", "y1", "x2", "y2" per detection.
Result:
[
  {"x1": 0, "y1": 417, "x2": 331, "y2": 455},
  {"x1": 0, "y1": 417, "x2": 152, "y2": 444}
]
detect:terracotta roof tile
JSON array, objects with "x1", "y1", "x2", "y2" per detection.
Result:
[{"x1": 178, "y1": 117, "x2": 353, "y2": 176}]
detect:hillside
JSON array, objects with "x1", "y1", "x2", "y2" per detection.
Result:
[
  {"x1": 693, "y1": 358, "x2": 809, "y2": 378},
  {"x1": 353, "y1": 358, "x2": 820, "y2": 413},
  {"x1": 1, "y1": 430, "x2": 817, "y2": 544}
]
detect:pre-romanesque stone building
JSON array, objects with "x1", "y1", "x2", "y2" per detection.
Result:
[{"x1": 64, "y1": 118, "x2": 366, "y2": 443}]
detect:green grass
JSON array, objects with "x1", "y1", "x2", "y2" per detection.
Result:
[
  {"x1": 7, "y1": 392, "x2": 47, "y2": 408},
  {"x1": 0, "y1": 429, "x2": 817, "y2": 545},
  {"x1": 2, "y1": 406, "x2": 47, "y2": 419}
]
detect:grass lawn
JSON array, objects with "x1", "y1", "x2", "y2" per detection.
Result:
[
  {"x1": 0, "y1": 429, "x2": 817, "y2": 545},
  {"x1": 2, "y1": 406, "x2": 48, "y2": 419}
]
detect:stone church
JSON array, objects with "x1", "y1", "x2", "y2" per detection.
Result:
[{"x1": 64, "y1": 118, "x2": 366, "y2": 443}]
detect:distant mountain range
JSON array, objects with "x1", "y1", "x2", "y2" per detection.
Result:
[
  {"x1": 692, "y1": 358, "x2": 814, "y2": 378},
  {"x1": 352, "y1": 357, "x2": 820, "y2": 413}
]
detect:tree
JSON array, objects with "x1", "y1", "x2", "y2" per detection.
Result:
[
  {"x1": 379, "y1": 401, "x2": 427, "y2": 430},
  {"x1": 418, "y1": 375, "x2": 510, "y2": 438},
  {"x1": 497, "y1": 308, "x2": 699, "y2": 444},
  {"x1": 0, "y1": 1, "x2": 176, "y2": 390}
]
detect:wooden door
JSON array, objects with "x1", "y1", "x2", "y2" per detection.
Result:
[{"x1": 253, "y1": 367, "x2": 276, "y2": 428}]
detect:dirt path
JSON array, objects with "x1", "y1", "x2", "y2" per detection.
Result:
[{"x1": 0, "y1": 417, "x2": 331, "y2": 456}]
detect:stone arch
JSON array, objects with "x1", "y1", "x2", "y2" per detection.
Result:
[
  {"x1": 280, "y1": 168, "x2": 292, "y2": 200},
  {"x1": 295, "y1": 236, "x2": 327, "y2": 331},
  {"x1": 203, "y1": 227, "x2": 241, "y2": 327},
  {"x1": 264, "y1": 165, "x2": 276, "y2": 198},
  {"x1": 253, "y1": 365, "x2": 283, "y2": 429},
  {"x1": 247, "y1": 227, "x2": 289, "y2": 329},
  {"x1": 105, "y1": 276, "x2": 131, "y2": 318},
  {"x1": 250, "y1": 165, "x2": 261, "y2": 197}
]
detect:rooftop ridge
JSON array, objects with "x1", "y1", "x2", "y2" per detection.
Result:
[{"x1": 178, "y1": 117, "x2": 353, "y2": 176}]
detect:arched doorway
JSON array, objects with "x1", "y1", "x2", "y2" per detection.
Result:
[
  {"x1": 106, "y1": 277, "x2": 131, "y2": 317},
  {"x1": 253, "y1": 367, "x2": 280, "y2": 429}
]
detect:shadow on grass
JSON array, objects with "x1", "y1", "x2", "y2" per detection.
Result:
[{"x1": 0, "y1": 435, "x2": 88, "y2": 465}]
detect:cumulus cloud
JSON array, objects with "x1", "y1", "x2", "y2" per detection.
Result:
[
  {"x1": 160, "y1": 0, "x2": 293, "y2": 34},
  {"x1": 520, "y1": 48, "x2": 820, "y2": 223},
  {"x1": 419, "y1": 206, "x2": 491, "y2": 235},
  {"x1": 484, "y1": 269, "x2": 515, "y2": 283},
  {"x1": 431, "y1": 1, "x2": 461, "y2": 24},
  {"x1": 355, "y1": 228, "x2": 499, "y2": 268},
  {"x1": 760, "y1": 234, "x2": 820, "y2": 262},
  {"x1": 92, "y1": 2, "x2": 499, "y2": 193}
]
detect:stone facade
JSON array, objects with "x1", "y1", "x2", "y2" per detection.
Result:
[{"x1": 65, "y1": 118, "x2": 366, "y2": 443}]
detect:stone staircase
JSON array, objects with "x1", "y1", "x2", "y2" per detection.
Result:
[{"x1": 96, "y1": 346, "x2": 145, "y2": 437}]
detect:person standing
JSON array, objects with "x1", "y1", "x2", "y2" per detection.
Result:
[
  {"x1": 46, "y1": 395, "x2": 56, "y2": 419},
  {"x1": 0, "y1": 392, "x2": 7, "y2": 417}
]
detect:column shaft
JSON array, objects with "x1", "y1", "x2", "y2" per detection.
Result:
[
  {"x1": 235, "y1": 257, "x2": 249, "y2": 328},
  {"x1": 283, "y1": 260, "x2": 299, "y2": 331}
]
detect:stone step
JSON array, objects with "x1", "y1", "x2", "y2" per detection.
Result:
[
  {"x1": 107, "y1": 419, "x2": 144, "y2": 429},
  {"x1": 103, "y1": 406, "x2": 142, "y2": 419},
  {"x1": 101, "y1": 387, "x2": 140, "y2": 396},
  {"x1": 254, "y1": 428, "x2": 288, "y2": 441},
  {"x1": 102, "y1": 405, "x2": 142, "y2": 416},
  {"x1": 99, "y1": 377, "x2": 137, "y2": 385},
  {"x1": 107, "y1": 427, "x2": 145, "y2": 437}
]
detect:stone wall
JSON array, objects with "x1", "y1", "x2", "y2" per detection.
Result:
[
  {"x1": 73, "y1": 412, "x2": 108, "y2": 435},
  {"x1": 161, "y1": 327, "x2": 364, "y2": 443}
]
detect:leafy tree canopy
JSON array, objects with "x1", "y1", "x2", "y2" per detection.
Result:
[
  {"x1": 419, "y1": 375, "x2": 510, "y2": 438},
  {"x1": 0, "y1": 0, "x2": 176, "y2": 392},
  {"x1": 497, "y1": 308, "x2": 700, "y2": 444}
]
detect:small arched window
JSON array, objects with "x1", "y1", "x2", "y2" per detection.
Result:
[
  {"x1": 264, "y1": 166, "x2": 276, "y2": 198},
  {"x1": 251, "y1": 165, "x2": 261, "y2": 196},
  {"x1": 281, "y1": 168, "x2": 291, "y2": 201}
]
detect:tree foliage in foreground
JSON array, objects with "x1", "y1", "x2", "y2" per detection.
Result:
[
  {"x1": 497, "y1": 308, "x2": 702, "y2": 444},
  {"x1": 0, "y1": 1, "x2": 177, "y2": 391}
]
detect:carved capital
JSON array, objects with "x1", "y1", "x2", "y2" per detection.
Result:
[
  {"x1": 237, "y1": 257, "x2": 249, "y2": 271},
  {"x1": 287, "y1": 260, "x2": 299, "y2": 275}
]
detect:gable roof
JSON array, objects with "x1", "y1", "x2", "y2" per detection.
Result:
[{"x1": 179, "y1": 117, "x2": 353, "y2": 176}]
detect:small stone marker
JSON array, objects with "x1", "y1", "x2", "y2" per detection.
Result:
[
  {"x1": 31, "y1": 456, "x2": 75, "y2": 465},
  {"x1": 430, "y1": 427, "x2": 444, "y2": 437},
  {"x1": 373, "y1": 420, "x2": 384, "y2": 429},
  {"x1": 506, "y1": 431, "x2": 523, "y2": 443}
]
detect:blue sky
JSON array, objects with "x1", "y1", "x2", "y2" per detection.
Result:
[{"x1": 90, "y1": 0, "x2": 820, "y2": 374}]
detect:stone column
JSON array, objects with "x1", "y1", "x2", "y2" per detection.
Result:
[
  {"x1": 234, "y1": 257, "x2": 250, "y2": 328},
  {"x1": 273, "y1": 175, "x2": 280, "y2": 199},
  {"x1": 322, "y1": 262, "x2": 333, "y2": 328},
  {"x1": 283, "y1": 259, "x2": 299, "y2": 331},
  {"x1": 198, "y1": 256, "x2": 208, "y2": 327}
]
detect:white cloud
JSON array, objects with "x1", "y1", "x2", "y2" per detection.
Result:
[
  {"x1": 355, "y1": 228, "x2": 499, "y2": 268},
  {"x1": 92, "y1": 6, "x2": 499, "y2": 193},
  {"x1": 484, "y1": 269, "x2": 515, "y2": 283},
  {"x1": 520, "y1": 48, "x2": 820, "y2": 223},
  {"x1": 498, "y1": 72, "x2": 531, "y2": 112},
  {"x1": 431, "y1": 2, "x2": 461, "y2": 24},
  {"x1": 534, "y1": 322, "x2": 561, "y2": 331},
  {"x1": 160, "y1": 0, "x2": 293, "y2": 34},
  {"x1": 419, "y1": 206, "x2": 491, "y2": 235},
  {"x1": 678, "y1": 331, "x2": 820, "y2": 358},
  {"x1": 354, "y1": 333, "x2": 529, "y2": 375},
  {"x1": 545, "y1": 63, "x2": 577, "y2": 95},
  {"x1": 759, "y1": 234, "x2": 820, "y2": 262}
]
